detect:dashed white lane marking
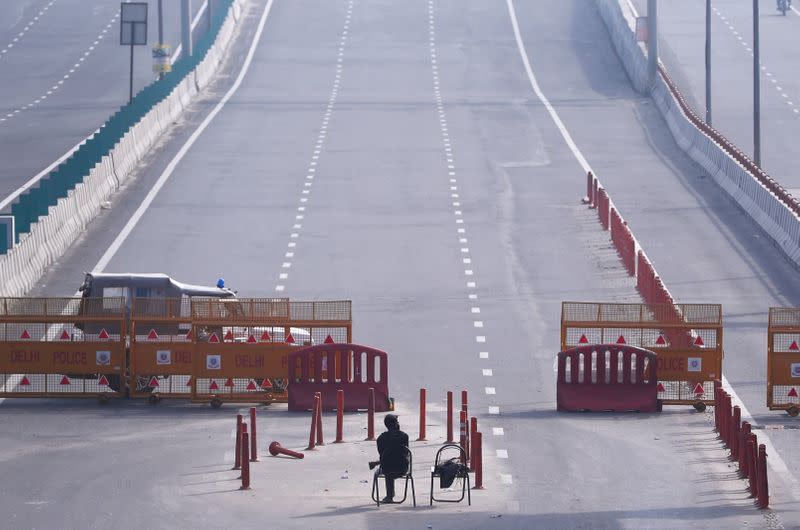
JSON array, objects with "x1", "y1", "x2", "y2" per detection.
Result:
[
  {"x1": 485, "y1": 387, "x2": 496, "y2": 395},
  {"x1": 496, "y1": 449, "x2": 508, "y2": 459},
  {"x1": 500, "y1": 474, "x2": 513, "y2": 484},
  {"x1": 0, "y1": 0, "x2": 57, "y2": 58},
  {"x1": 92, "y1": 0, "x2": 278, "y2": 272},
  {"x1": 273, "y1": 0, "x2": 355, "y2": 292},
  {"x1": 492, "y1": 427, "x2": 504, "y2": 436},
  {"x1": 479, "y1": 351, "x2": 489, "y2": 359},
  {"x1": 488, "y1": 406, "x2": 500, "y2": 415},
  {"x1": 482, "y1": 369, "x2": 493, "y2": 376},
  {"x1": 0, "y1": 10, "x2": 120, "y2": 127}
]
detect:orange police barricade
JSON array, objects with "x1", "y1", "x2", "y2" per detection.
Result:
[
  {"x1": 0, "y1": 297, "x2": 126, "y2": 402},
  {"x1": 287, "y1": 343, "x2": 390, "y2": 412},
  {"x1": 190, "y1": 298, "x2": 352, "y2": 407},
  {"x1": 557, "y1": 344, "x2": 659, "y2": 412},
  {"x1": 129, "y1": 297, "x2": 195, "y2": 403},
  {"x1": 561, "y1": 301, "x2": 723, "y2": 411},
  {"x1": 767, "y1": 308, "x2": 800, "y2": 417}
]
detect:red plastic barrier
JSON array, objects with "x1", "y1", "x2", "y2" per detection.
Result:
[
  {"x1": 288, "y1": 343, "x2": 389, "y2": 412},
  {"x1": 557, "y1": 345, "x2": 659, "y2": 412}
]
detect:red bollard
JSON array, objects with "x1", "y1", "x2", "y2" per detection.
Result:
[
  {"x1": 731, "y1": 406, "x2": 741, "y2": 461},
  {"x1": 240, "y1": 424, "x2": 251, "y2": 490},
  {"x1": 315, "y1": 392, "x2": 324, "y2": 446},
  {"x1": 306, "y1": 395, "x2": 319, "y2": 450},
  {"x1": 592, "y1": 177, "x2": 599, "y2": 209},
  {"x1": 417, "y1": 388, "x2": 427, "y2": 441},
  {"x1": 233, "y1": 414, "x2": 243, "y2": 470},
  {"x1": 747, "y1": 435, "x2": 757, "y2": 497},
  {"x1": 469, "y1": 417, "x2": 478, "y2": 471},
  {"x1": 366, "y1": 387, "x2": 375, "y2": 441},
  {"x1": 461, "y1": 391, "x2": 469, "y2": 461},
  {"x1": 714, "y1": 386, "x2": 722, "y2": 433},
  {"x1": 739, "y1": 422, "x2": 751, "y2": 476},
  {"x1": 723, "y1": 393, "x2": 732, "y2": 447},
  {"x1": 473, "y1": 431, "x2": 483, "y2": 489},
  {"x1": 446, "y1": 391, "x2": 454, "y2": 443},
  {"x1": 250, "y1": 407, "x2": 258, "y2": 462},
  {"x1": 269, "y1": 441, "x2": 305, "y2": 459},
  {"x1": 585, "y1": 171, "x2": 593, "y2": 205},
  {"x1": 335, "y1": 389, "x2": 344, "y2": 443},
  {"x1": 757, "y1": 444, "x2": 769, "y2": 509},
  {"x1": 459, "y1": 410, "x2": 468, "y2": 464}
]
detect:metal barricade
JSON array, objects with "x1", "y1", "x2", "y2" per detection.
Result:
[
  {"x1": 0, "y1": 297, "x2": 126, "y2": 401},
  {"x1": 129, "y1": 298, "x2": 194, "y2": 401},
  {"x1": 561, "y1": 301, "x2": 723, "y2": 410},
  {"x1": 287, "y1": 343, "x2": 390, "y2": 412},
  {"x1": 190, "y1": 298, "x2": 352, "y2": 406},
  {"x1": 767, "y1": 308, "x2": 800, "y2": 416}
]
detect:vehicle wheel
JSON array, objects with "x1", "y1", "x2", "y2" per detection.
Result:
[
  {"x1": 788, "y1": 405, "x2": 799, "y2": 417},
  {"x1": 210, "y1": 397, "x2": 223, "y2": 409},
  {"x1": 693, "y1": 401, "x2": 707, "y2": 413},
  {"x1": 97, "y1": 394, "x2": 110, "y2": 405},
  {"x1": 147, "y1": 394, "x2": 161, "y2": 405}
]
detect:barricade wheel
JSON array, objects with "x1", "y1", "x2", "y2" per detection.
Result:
[
  {"x1": 97, "y1": 394, "x2": 110, "y2": 405},
  {"x1": 147, "y1": 395, "x2": 161, "y2": 405},
  {"x1": 210, "y1": 397, "x2": 223, "y2": 409},
  {"x1": 788, "y1": 406, "x2": 799, "y2": 417},
  {"x1": 693, "y1": 401, "x2": 707, "y2": 413}
]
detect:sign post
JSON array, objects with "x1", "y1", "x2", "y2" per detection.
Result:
[{"x1": 120, "y1": 2, "x2": 148, "y2": 104}]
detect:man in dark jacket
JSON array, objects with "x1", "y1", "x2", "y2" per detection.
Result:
[{"x1": 375, "y1": 414, "x2": 409, "y2": 503}]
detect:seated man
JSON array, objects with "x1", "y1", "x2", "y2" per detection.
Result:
[{"x1": 372, "y1": 414, "x2": 410, "y2": 503}]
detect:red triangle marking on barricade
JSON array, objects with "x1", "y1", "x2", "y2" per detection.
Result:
[
  {"x1": 209, "y1": 333, "x2": 220, "y2": 344},
  {"x1": 209, "y1": 380, "x2": 219, "y2": 390},
  {"x1": 98, "y1": 375, "x2": 109, "y2": 386},
  {"x1": 285, "y1": 333, "x2": 295, "y2": 344},
  {"x1": 616, "y1": 335, "x2": 626, "y2": 345},
  {"x1": 260, "y1": 331, "x2": 272, "y2": 342},
  {"x1": 98, "y1": 328, "x2": 109, "y2": 340},
  {"x1": 655, "y1": 335, "x2": 666, "y2": 345},
  {"x1": 19, "y1": 329, "x2": 31, "y2": 340},
  {"x1": 324, "y1": 335, "x2": 335, "y2": 344},
  {"x1": 790, "y1": 341, "x2": 799, "y2": 351},
  {"x1": 693, "y1": 383, "x2": 705, "y2": 395},
  {"x1": 578, "y1": 334, "x2": 588, "y2": 344},
  {"x1": 59, "y1": 330, "x2": 71, "y2": 341},
  {"x1": 694, "y1": 335, "x2": 704, "y2": 346},
  {"x1": 261, "y1": 378, "x2": 273, "y2": 389},
  {"x1": 185, "y1": 330, "x2": 193, "y2": 341},
  {"x1": 186, "y1": 377, "x2": 192, "y2": 387},
  {"x1": 60, "y1": 375, "x2": 70, "y2": 385},
  {"x1": 246, "y1": 380, "x2": 257, "y2": 390},
  {"x1": 657, "y1": 383, "x2": 665, "y2": 392},
  {"x1": 224, "y1": 378, "x2": 234, "y2": 387},
  {"x1": 148, "y1": 376, "x2": 160, "y2": 388},
  {"x1": 224, "y1": 330, "x2": 234, "y2": 341},
  {"x1": 147, "y1": 329, "x2": 159, "y2": 340},
  {"x1": 20, "y1": 376, "x2": 31, "y2": 386},
  {"x1": 247, "y1": 334, "x2": 257, "y2": 343},
  {"x1": 788, "y1": 388, "x2": 799, "y2": 398}
]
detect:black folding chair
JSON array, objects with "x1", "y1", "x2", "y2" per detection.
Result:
[
  {"x1": 430, "y1": 443, "x2": 470, "y2": 506},
  {"x1": 371, "y1": 445, "x2": 416, "y2": 507}
]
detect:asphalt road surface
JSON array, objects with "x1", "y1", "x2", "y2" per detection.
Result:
[
  {"x1": 4, "y1": 0, "x2": 800, "y2": 528},
  {"x1": 0, "y1": 0, "x2": 207, "y2": 209}
]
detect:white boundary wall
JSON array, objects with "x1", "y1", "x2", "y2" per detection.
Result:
[
  {"x1": 0, "y1": 0, "x2": 246, "y2": 297},
  {"x1": 596, "y1": 0, "x2": 800, "y2": 268}
]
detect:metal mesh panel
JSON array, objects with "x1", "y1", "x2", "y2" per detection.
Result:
[
  {"x1": 134, "y1": 374, "x2": 192, "y2": 395},
  {"x1": 0, "y1": 322, "x2": 121, "y2": 341},
  {"x1": 769, "y1": 307, "x2": 800, "y2": 328},
  {"x1": 289, "y1": 301, "x2": 352, "y2": 321},
  {"x1": 0, "y1": 297, "x2": 123, "y2": 318},
  {"x1": 131, "y1": 298, "x2": 191, "y2": 320},
  {"x1": 771, "y1": 386, "x2": 800, "y2": 406},
  {"x1": 194, "y1": 377, "x2": 283, "y2": 395},
  {"x1": 563, "y1": 302, "x2": 722, "y2": 325},
  {"x1": 657, "y1": 380, "x2": 714, "y2": 403},
  {"x1": 773, "y1": 333, "x2": 800, "y2": 352},
  {"x1": 0, "y1": 373, "x2": 117, "y2": 395}
]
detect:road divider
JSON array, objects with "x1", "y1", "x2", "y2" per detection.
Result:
[
  {"x1": 0, "y1": 0, "x2": 246, "y2": 296},
  {"x1": 596, "y1": 0, "x2": 800, "y2": 269}
]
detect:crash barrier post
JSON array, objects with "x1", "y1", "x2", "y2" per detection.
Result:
[
  {"x1": 307, "y1": 394, "x2": 319, "y2": 450},
  {"x1": 335, "y1": 389, "x2": 344, "y2": 443},
  {"x1": 191, "y1": 298, "x2": 352, "y2": 407},
  {"x1": 417, "y1": 388, "x2": 427, "y2": 441},
  {"x1": 129, "y1": 297, "x2": 193, "y2": 401},
  {"x1": 557, "y1": 344, "x2": 659, "y2": 412},
  {"x1": 234, "y1": 413, "x2": 243, "y2": 470},
  {"x1": 240, "y1": 423, "x2": 251, "y2": 490},
  {"x1": 0, "y1": 297, "x2": 126, "y2": 400},
  {"x1": 287, "y1": 342, "x2": 388, "y2": 412},
  {"x1": 766, "y1": 308, "x2": 800, "y2": 417},
  {"x1": 739, "y1": 422, "x2": 751, "y2": 476},
  {"x1": 757, "y1": 444, "x2": 769, "y2": 508},
  {"x1": 366, "y1": 387, "x2": 376, "y2": 441},
  {"x1": 315, "y1": 392, "x2": 324, "y2": 445},
  {"x1": 469, "y1": 417, "x2": 478, "y2": 472},
  {"x1": 473, "y1": 431, "x2": 483, "y2": 489},
  {"x1": 446, "y1": 391, "x2": 454, "y2": 443},
  {"x1": 561, "y1": 301, "x2": 723, "y2": 409},
  {"x1": 269, "y1": 441, "x2": 304, "y2": 459},
  {"x1": 250, "y1": 407, "x2": 258, "y2": 462},
  {"x1": 459, "y1": 410, "x2": 468, "y2": 464},
  {"x1": 730, "y1": 406, "x2": 741, "y2": 461}
]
